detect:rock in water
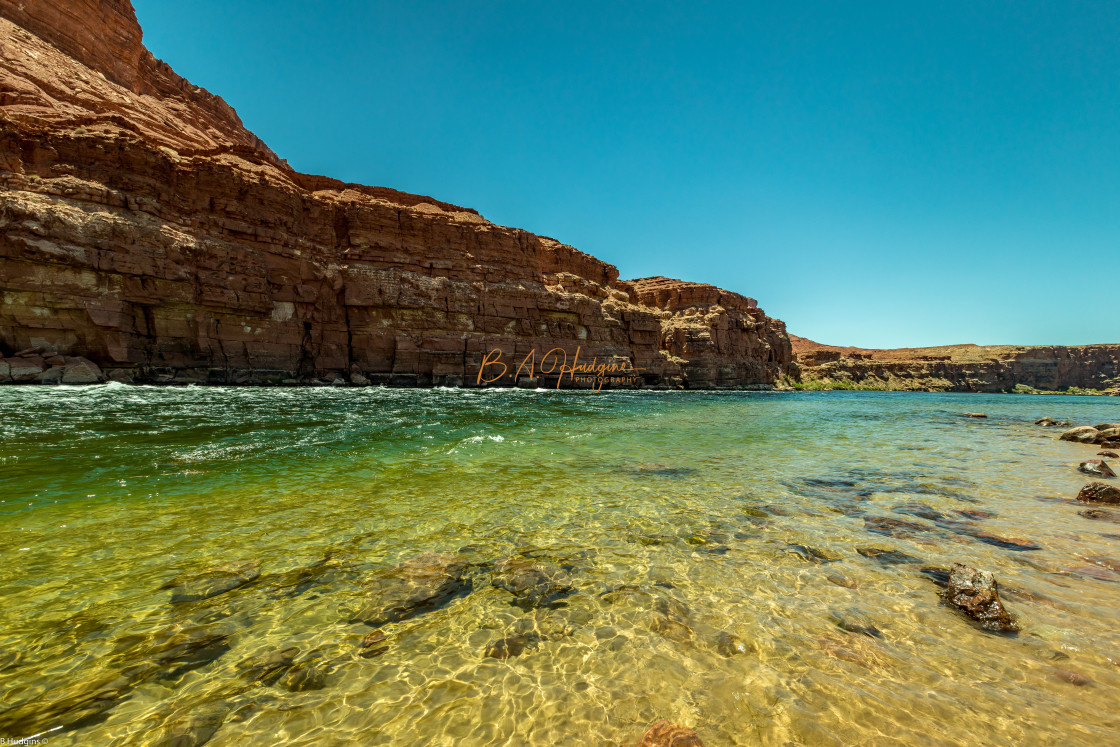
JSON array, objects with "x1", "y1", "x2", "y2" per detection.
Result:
[
  {"x1": 857, "y1": 547, "x2": 919, "y2": 565},
  {"x1": 60, "y1": 358, "x2": 104, "y2": 384},
  {"x1": 636, "y1": 720, "x2": 704, "y2": 747},
  {"x1": 1035, "y1": 417, "x2": 1060, "y2": 426},
  {"x1": 785, "y1": 544, "x2": 843, "y2": 564},
  {"x1": 962, "y1": 412, "x2": 987, "y2": 418},
  {"x1": 1060, "y1": 426, "x2": 1102, "y2": 443},
  {"x1": 829, "y1": 610, "x2": 883, "y2": 638},
  {"x1": 1079, "y1": 460, "x2": 1117, "y2": 478},
  {"x1": 1077, "y1": 482, "x2": 1120, "y2": 504},
  {"x1": 715, "y1": 632, "x2": 750, "y2": 656},
  {"x1": 942, "y1": 563, "x2": 1019, "y2": 633},
  {"x1": 238, "y1": 647, "x2": 301, "y2": 686},
  {"x1": 165, "y1": 560, "x2": 262, "y2": 603},
  {"x1": 1052, "y1": 668, "x2": 1093, "y2": 686},
  {"x1": 651, "y1": 615, "x2": 694, "y2": 643},
  {"x1": 490, "y1": 556, "x2": 573, "y2": 608},
  {"x1": 360, "y1": 630, "x2": 388, "y2": 648},
  {"x1": 484, "y1": 634, "x2": 535, "y2": 659},
  {"x1": 353, "y1": 552, "x2": 469, "y2": 626},
  {"x1": 1098, "y1": 428, "x2": 1120, "y2": 444},
  {"x1": 280, "y1": 662, "x2": 327, "y2": 692},
  {"x1": 826, "y1": 572, "x2": 859, "y2": 588},
  {"x1": 863, "y1": 516, "x2": 931, "y2": 538},
  {"x1": 1098, "y1": 451, "x2": 1119, "y2": 458},
  {"x1": 151, "y1": 705, "x2": 229, "y2": 747}
]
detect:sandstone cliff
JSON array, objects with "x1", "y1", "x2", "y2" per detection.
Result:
[
  {"x1": 791, "y1": 336, "x2": 1120, "y2": 395},
  {"x1": 0, "y1": 0, "x2": 793, "y2": 388}
]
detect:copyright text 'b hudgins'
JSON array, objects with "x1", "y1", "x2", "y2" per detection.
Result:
[{"x1": 477, "y1": 346, "x2": 642, "y2": 391}]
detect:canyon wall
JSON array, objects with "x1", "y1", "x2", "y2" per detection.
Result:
[
  {"x1": 0, "y1": 0, "x2": 793, "y2": 388},
  {"x1": 792, "y1": 336, "x2": 1120, "y2": 395}
]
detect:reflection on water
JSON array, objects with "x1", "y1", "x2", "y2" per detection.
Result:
[{"x1": 1, "y1": 386, "x2": 1118, "y2": 745}]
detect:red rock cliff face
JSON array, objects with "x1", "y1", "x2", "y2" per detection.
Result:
[
  {"x1": 790, "y1": 336, "x2": 1120, "y2": 395},
  {"x1": 0, "y1": 0, "x2": 794, "y2": 388}
]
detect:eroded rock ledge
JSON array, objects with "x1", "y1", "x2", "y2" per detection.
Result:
[
  {"x1": 791, "y1": 336, "x2": 1120, "y2": 395},
  {"x1": 0, "y1": 1, "x2": 793, "y2": 388}
]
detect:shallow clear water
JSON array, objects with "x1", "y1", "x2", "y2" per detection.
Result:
[{"x1": 1, "y1": 386, "x2": 1119, "y2": 745}]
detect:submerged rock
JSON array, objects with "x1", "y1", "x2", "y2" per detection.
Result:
[
  {"x1": 1079, "y1": 508, "x2": 1118, "y2": 521},
  {"x1": 491, "y1": 555, "x2": 573, "y2": 608},
  {"x1": 826, "y1": 572, "x2": 859, "y2": 589},
  {"x1": 920, "y1": 566, "x2": 952, "y2": 587},
  {"x1": 1053, "y1": 668, "x2": 1093, "y2": 686},
  {"x1": 954, "y1": 509, "x2": 995, "y2": 520},
  {"x1": 261, "y1": 549, "x2": 360, "y2": 599},
  {"x1": 830, "y1": 610, "x2": 883, "y2": 638},
  {"x1": 238, "y1": 647, "x2": 301, "y2": 686},
  {"x1": 280, "y1": 662, "x2": 327, "y2": 692},
  {"x1": 0, "y1": 671, "x2": 134, "y2": 736},
  {"x1": 514, "y1": 610, "x2": 574, "y2": 641},
  {"x1": 1098, "y1": 451, "x2": 1119, "y2": 459},
  {"x1": 107, "y1": 621, "x2": 236, "y2": 682},
  {"x1": 1060, "y1": 426, "x2": 1101, "y2": 443},
  {"x1": 636, "y1": 720, "x2": 704, "y2": 747},
  {"x1": 165, "y1": 560, "x2": 262, "y2": 604},
  {"x1": 857, "y1": 547, "x2": 919, "y2": 565},
  {"x1": 360, "y1": 630, "x2": 388, "y2": 648},
  {"x1": 942, "y1": 524, "x2": 1042, "y2": 551},
  {"x1": 1035, "y1": 417, "x2": 1062, "y2": 426},
  {"x1": 786, "y1": 544, "x2": 843, "y2": 564},
  {"x1": 942, "y1": 563, "x2": 1019, "y2": 633},
  {"x1": 359, "y1": 645, "x2": 389, "y2": 659},
  {"x1": 1077, "y1": 482, "x2": 1120, "y2": 504},
  {"x1": 599, "y1": 584, "x2": 655, "y2": 606},
  {"x1": 962, "y1": 412, "x2": 987, "y2": 418},
  {"x1": 864, "y1": 516, "x2": 932, "y2": 538},
  {"x1": 1079, "y1": 460, "x2": 1117, "y2": 478},
  {"x1": 151, "y1": 704, "x2": 229, "y2": 747},
  {"x1": 651, "y1": 615, "x2": 694, "y2": 643},
  {"x1": 0, "y1": 618, "x2": 240, "y2": 736},
  {"x1": 892, "y1": 502, "x2": 948, "y2": 521},
  {"x1": 654, "y1": 597, "x2": 691, "y2": 622},
  {"x1": 484, "y1": 634, "x2": 536, "y2": 659},
  {"x1": 627, "y1": 464, "x2": 700, "y2": 477},
  {"x1": 817, "y1": 633, "x2": 888, "y2": 670},
  {"x1": 715, "y1": 632, "x2": 750, "y2": 657},
  {"x1": 353, "y1": 552, "x2": 470, "y2": 626}
]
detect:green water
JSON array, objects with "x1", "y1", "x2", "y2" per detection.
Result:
[{"x1": 1, "y1": 386, "x2": 1118, "y2": 745}]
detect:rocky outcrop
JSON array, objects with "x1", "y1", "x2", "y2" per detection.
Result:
[
  {"x1": 0, "y1": 1, "x2": 793, "y2": 389},
  {"x1": 1079, "y1": 460, "x2": 1116, "y2": 478},
  {"x1": 635, "y1": 721, "x2": 704, "y2": 747},
  {"x1": 791, "y1": 336, "x2": 1120, "y2": 394},
  {"x1": 0, "y1": 345, "x2": 104, "y2": 383},
  {"x1": 942, "y1": 563, "x2": 1019, "y2": 633},
  {"x1": 628, "y1": 277, "x2": 792, "y2": 389},
  {"x1": 352, "y1": 552, "x2": 470, "y2": 626},
  {"x1": 1077, "y1": 482, "x2": 1120, "y2": 504}
]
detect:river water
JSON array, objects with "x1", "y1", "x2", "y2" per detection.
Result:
[{"x1": 1, "y1": 386, "x2": 1118, "y2": 745}]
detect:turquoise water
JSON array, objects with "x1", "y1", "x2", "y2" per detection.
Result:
[{"x1": 1, "y1": 386, "x2": 1119, "y2": 745}]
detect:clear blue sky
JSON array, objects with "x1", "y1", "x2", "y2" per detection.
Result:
[{"x1": 133, "y1": 1, "x2": 1119, "y2": 348}]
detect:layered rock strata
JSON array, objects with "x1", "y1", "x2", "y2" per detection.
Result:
[
  {"x1": 0, "y1": 1, "x2": 793, "y2": 388},
  {"x1": 792, "y1": 336, "x2": 1120, "y2": 395}
]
